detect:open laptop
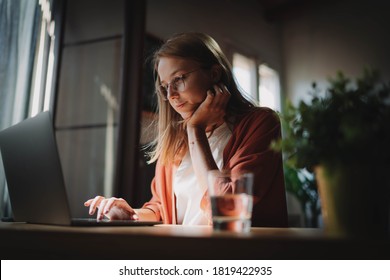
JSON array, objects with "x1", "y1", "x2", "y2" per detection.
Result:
[{"x1": 0, "y1": 111, "x2": 161, "y2": 227}]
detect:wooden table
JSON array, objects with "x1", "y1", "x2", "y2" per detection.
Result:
[{"x1": 1, "y1": 222, "x2": 389, "y2": 259}]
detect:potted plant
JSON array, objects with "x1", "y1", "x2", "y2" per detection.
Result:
[{"x1": 273, "y1": 69, "x2": 390, "y2": 238}]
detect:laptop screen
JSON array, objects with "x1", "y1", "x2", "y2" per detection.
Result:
[{"x1": 0, "y1": 111, "x2": 72, "y2": 225}]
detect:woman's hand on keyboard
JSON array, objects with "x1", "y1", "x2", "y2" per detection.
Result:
[{"x1": 84, "y1": 196, "x2": 138, "y2": 221}]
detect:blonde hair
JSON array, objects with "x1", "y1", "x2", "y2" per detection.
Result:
[{"x1": 146, "y1": 32, "x2": 254, "y2": 165}]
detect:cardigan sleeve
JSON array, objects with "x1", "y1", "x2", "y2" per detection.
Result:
[
  {"x1": 216, "y1": 107, "x2": 288, "y2": 227},
  {"x1": 141, "y1": 160, "x2": 175, "y2": 224},
  {"x1": 141, "y1": 177, "x2": 162, "y2": 221}
]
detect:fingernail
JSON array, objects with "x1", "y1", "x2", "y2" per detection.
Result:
[{"x1": 133, "y1": 214, "x2": 139, "y2": 220}]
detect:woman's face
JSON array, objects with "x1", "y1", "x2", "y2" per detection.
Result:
[{"x1": 157, "y1": 56, "x2": 214, "y2": 119}]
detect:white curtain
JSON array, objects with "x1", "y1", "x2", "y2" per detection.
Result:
[{"x1": 0, "y1": 0, "x2": 37, "y2": 218}]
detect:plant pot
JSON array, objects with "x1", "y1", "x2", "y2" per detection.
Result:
[{"x1": 315, "y1": 163, "x2": 390, "y2": 238}]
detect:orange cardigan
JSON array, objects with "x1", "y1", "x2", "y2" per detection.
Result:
[{"x1": 142, "y1": 107, "x2": 288, "y2": 227}]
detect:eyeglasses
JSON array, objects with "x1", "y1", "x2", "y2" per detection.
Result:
[{"x1": 157, "y1": 69, "x2": 200, "y2": 101}]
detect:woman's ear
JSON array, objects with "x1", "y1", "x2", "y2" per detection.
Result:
[{"x1": 211, "y1": 64, "x2": 222, "y2": 83}]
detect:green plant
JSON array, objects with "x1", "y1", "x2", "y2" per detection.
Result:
[
  {"x1": 283, "y1": 165, "x2": 320, "y2": 227},
  {"x1": 272, "y1": 69, "x2": 390, "y2": 171}
]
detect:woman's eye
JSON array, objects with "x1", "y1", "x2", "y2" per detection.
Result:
[{"x1": 173, "y1": 77, "x2": 181, "y2": 84}]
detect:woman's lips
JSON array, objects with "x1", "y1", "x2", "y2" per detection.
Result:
[{"x1": 175, "y1": 102, "x2": 186, "y2": 109}]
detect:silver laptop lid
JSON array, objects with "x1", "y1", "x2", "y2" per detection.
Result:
[{"x1": 0, "y1": 111, "x2": 71, "y2": 225}]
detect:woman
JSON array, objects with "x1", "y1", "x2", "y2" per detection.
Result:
[{"x1": 85, "y1": 32, "x2": 288, "y2": 227}]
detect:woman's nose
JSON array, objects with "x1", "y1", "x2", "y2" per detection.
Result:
[{"x1": 167, "y1": 86, "x2": 179, "y2": 99}]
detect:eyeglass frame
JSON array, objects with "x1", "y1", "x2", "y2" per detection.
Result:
[{"x1": 157, "y1": 68, "x2": 201, "y2": 101}]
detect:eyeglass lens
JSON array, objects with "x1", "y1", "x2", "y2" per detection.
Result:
[{"x1": 159, "y1": 77, "x2": 185, "y2": 99}]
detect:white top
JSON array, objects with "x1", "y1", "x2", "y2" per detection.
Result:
[{"x1": 174, "y1": 122, "x2": 232, "y2": 225}]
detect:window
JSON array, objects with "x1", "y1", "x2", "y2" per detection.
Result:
[
  {"x1": 259, "y1": 64, "x2": 281, "y2": 112},
  {"x1": 232, "y1": 52, "x2": 281, "y2": 112},
  {"x1": 0, "y1": 0, "x2": 57, "y2": 218},
  {"x1": 29, "y1": 0, "x2": 57, "y2": 117},
  {"x1": 232, "y1": 53, "x2": 257, "y2": 102}
]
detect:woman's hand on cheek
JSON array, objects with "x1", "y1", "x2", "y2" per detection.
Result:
[{"x1": 187, "y1": 83, "x2": 230, "y2": 129}]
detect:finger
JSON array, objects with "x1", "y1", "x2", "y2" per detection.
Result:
[
  {"x1": 213, "y1": 84, "x2": 223, "y2": 95},
  {"x1": 218, "y1": 83, "x2": 231, "y2": 98},
  {"x1": 218, "y1": 83, "x2": 230, "y2": 100},
  {"x1": 84, "y1": 199, "x2": 93, "y2": 206},
  {"x1": 115, "y1": 198, "x2": 139, "y2": 220},
  {"x1": 103, "y1": 197, "x2": 118, "y2": 215},
  {"x1": 89, "y1": 196, "x2": 104, "y2": 215},
  {"x1": 223, "y1": 84, "x2": 231, "y2": 95},
  {"x1": 212, "y1": 84, "x2": 226, "y2": 106},
  {"x1": 118, "y1": 198, "x2": 138, "y2": 220},
  {"x1": 217, "y1": 83, "x2": 224, "y2": 94},
  {"x1": 205, "y1": 89, "x2": 216, "y2": 104},
  {"x1": 220, "y1": 84, "x2": 231, "y2": 107},
  {"x1": 97, "y1": 199, "x2": 108, "y2": 221},
  {"x1": 131, "y1": 211, "x2": 139, "y2": 220},
  {"x1": 89, "y1": 196, "x2": 102, "y2": 215}
]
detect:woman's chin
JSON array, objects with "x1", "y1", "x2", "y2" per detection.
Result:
[
  {"x1": 176, "y1": 103, "x2": 199, "y2": 120},
  {"x1": 179, "y1": 111, "x2": 193, "y2": 120}
]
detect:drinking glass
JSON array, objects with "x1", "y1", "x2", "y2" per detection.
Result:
[{"x1": 207, "y1": 170, "x2": 254, "y2": 233}]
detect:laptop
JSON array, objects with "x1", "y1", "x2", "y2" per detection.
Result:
[{"x1": 0, "y1": 111, "x2": 161, "y2": 227}]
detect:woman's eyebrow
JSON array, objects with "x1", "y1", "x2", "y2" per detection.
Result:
[{"x1": 159, "y1": 68, "x2": 183, "y2": 84}]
